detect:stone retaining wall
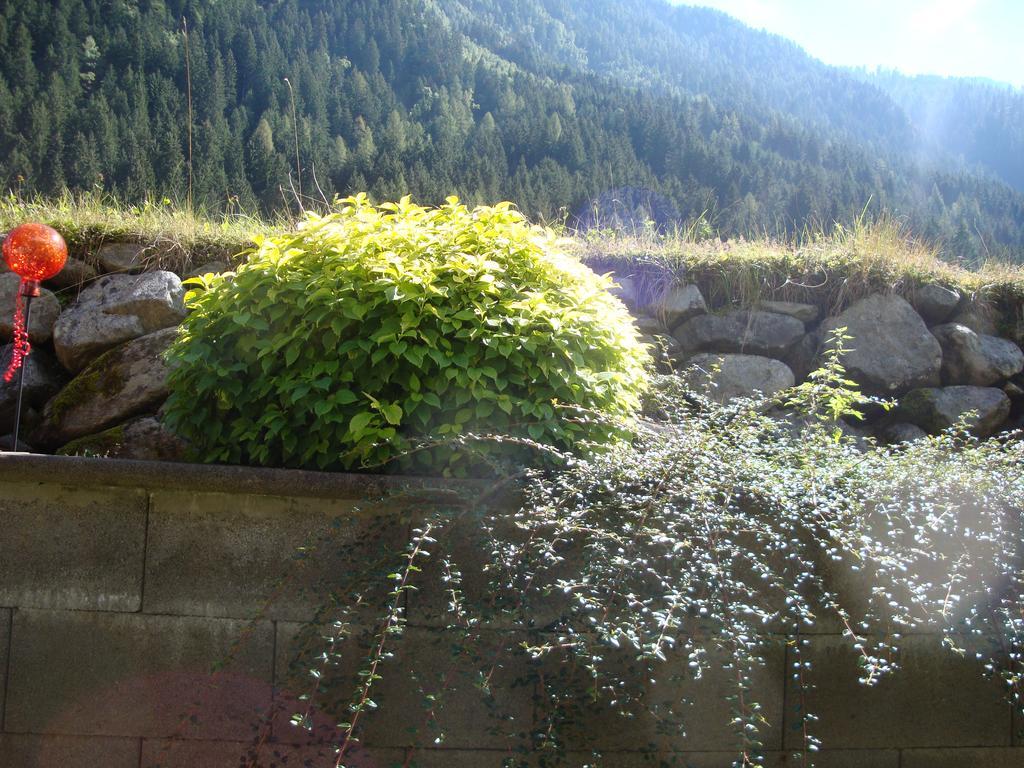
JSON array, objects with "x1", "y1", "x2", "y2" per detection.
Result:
[
  {"x1": 6, "y1": 243, "x2": 1024, "y2": 458},
  {"x1": 0, "y1": 454, "x2": 1020, "y2": 767}
]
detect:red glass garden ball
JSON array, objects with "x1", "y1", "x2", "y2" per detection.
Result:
[{"x1": 2, "y1": 223, "x2": 68, "y2": 282}]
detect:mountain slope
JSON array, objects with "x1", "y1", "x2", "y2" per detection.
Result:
[
  {"x1": 0, "y1": 0, "x2": 1022, "y2": 260},
  {"x1": 861, "y1": 70, "x2": 1024, "y2": 194},
  {"x1": 440, "y1": 0, "x2": 917, "y2": 151}
]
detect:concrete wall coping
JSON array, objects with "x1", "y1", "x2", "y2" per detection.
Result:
[{"x1": 0, "y1": 452, "x2": 480, "y2": 500}]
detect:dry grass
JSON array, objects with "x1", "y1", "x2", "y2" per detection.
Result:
[
  {"x1": 571, "y1": 214, "x2": 1024, "y2": 320},
  {"x1": 4, "y1": 194, "x2": 1023, "y2": 325},
  {"x1": 0, "y1": 191, "x2": 284, "y2": 272}
]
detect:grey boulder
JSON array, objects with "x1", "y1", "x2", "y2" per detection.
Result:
[
  {"x1": 34, "y1": 327, "x2": 178, "y2": 448},
  {"x1": 633, "y1": 315, "x2": 668, "y2": 335},
  {"x1": 646, "y1": 284, "x2": 707, "y2": 330},
  {"x1": 57, "y1": 415, "x2": 187, "y2": 462},
  {"x1": 682, "y1": 353, "x2": 795, "y2": 403},
  {"x1": 784, "y1": 330, "x2": 823, "y2": 382},
  {"x1": 931, "y1": 323, "x2": 1024, "y2": 386},
  {"x1": 948, "y1": 302, "x2": 998, "y2": 336},
  {"x1": 640, "y1": 333, "x2": 684, "y2": 372},
  {"x1": 820, "y1": 294, "x2": 941, "y2": 395},
  {"x1": 875, "y1": 421, "x2": 928, "y2": 444},
  {"x1": 0, "y1": 434, "x2": 33, "y2": 451},
  {"x1": 775, "y1": 410, "x2": 873, "y2": 449},
  {"x1": 95, "y1": 242, "x2": 148, "y2": 273},
  {"x1": 0, "y1": 273, "x2": 61, "y2": 344},
  {"x1": 0, "y1": 345, "x2": 67, "y2": 434},
  {"x1": 673, "y1": 310, "x2": 805, "y2": 358},
  {"x1": 899, "y1": 386, "x2": 1010, "y2": 437},
  {"x1": 911, "y1": 284, "x2": 961, "y2": 325},
  {"x1": 757, "y1": 300, "x2": 819, "y2": 324},
  {"x1": 184, "y1": 261, "x2": 229, "y2": 279},
  {"x1": 46, "y1": 257, "x2": 98, "y2": 292},
  {"x1": 52, "y1": 270, "x2": 186, "y2": 372},
  {"x1": 609, "y1": 274, "x2": 639, "y2": 309}
]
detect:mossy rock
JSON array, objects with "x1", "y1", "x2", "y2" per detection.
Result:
[
  {"x1": 57, "y1": 416, "x2": 186, "y2": 461},
  {"x1": 899, "y1": 386, "x2": 1011, "y2": 437},
  {"x1": 33, "y1": 327, "x2": 177, "y2": 449}
]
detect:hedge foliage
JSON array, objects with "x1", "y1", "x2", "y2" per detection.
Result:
[{"x1": 163, "y1": 196, "x2": 649, "y2": 471}]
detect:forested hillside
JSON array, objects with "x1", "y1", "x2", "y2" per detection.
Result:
[
  {"x1": 862, "y1": 70, "x2": 1024, "y2": 194},
  {"x1": 442, "y1": 0, "x2": 917, "y2": 150},
  {"x1": 1, "y1": 0, "x2": 1023, "y2": 260}
]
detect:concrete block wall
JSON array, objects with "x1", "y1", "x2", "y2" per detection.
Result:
[{"x1": 0, "y1": 454, "x2": 1019, "y2": 767}]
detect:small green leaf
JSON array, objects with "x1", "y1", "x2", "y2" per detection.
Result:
[
  {"x1": 348, "y1": 412, "x2": 374, "y2": 435},
  {"x1": 334, "y1": 389, "x2": 358, "y2": 404},
  {"x1": 380, "y1": 403, "x2": 403, "y2": 425}
]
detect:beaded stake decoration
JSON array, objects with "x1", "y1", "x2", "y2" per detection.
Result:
[{"x1": 2, "y1": 223, "x2": 67, "y2": 382}]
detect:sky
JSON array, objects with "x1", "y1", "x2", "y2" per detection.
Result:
[{"x1": 674, "y1": 0, "x2": 1024, "y2": 87}]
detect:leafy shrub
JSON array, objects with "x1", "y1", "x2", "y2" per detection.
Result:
[
  {"x1": 277, "y1": 348, "x2": 1024, "y2": 766},
  {"x1": 163, "y1": 195, "x2": 649, "y2": 471}
]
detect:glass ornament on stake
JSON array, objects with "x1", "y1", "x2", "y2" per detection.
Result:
[{"x1": 2, "y1": 223, "x2": 68, "y2": 449}]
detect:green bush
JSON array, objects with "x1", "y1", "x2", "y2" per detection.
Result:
[{"x1": 163, "y1": 195, "x2": 649, "y2": 471}]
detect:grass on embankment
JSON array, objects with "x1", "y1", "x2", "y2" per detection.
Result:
[
  {"x1": 574, "y1": 216, "x2": 1024, "y2": 329},
  {"x1": 4, "y1": 192, "x2": 1024, "y2": 328},
  {"x1": 0, "y1": 192, "x2": 279, "y2": 270}
]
